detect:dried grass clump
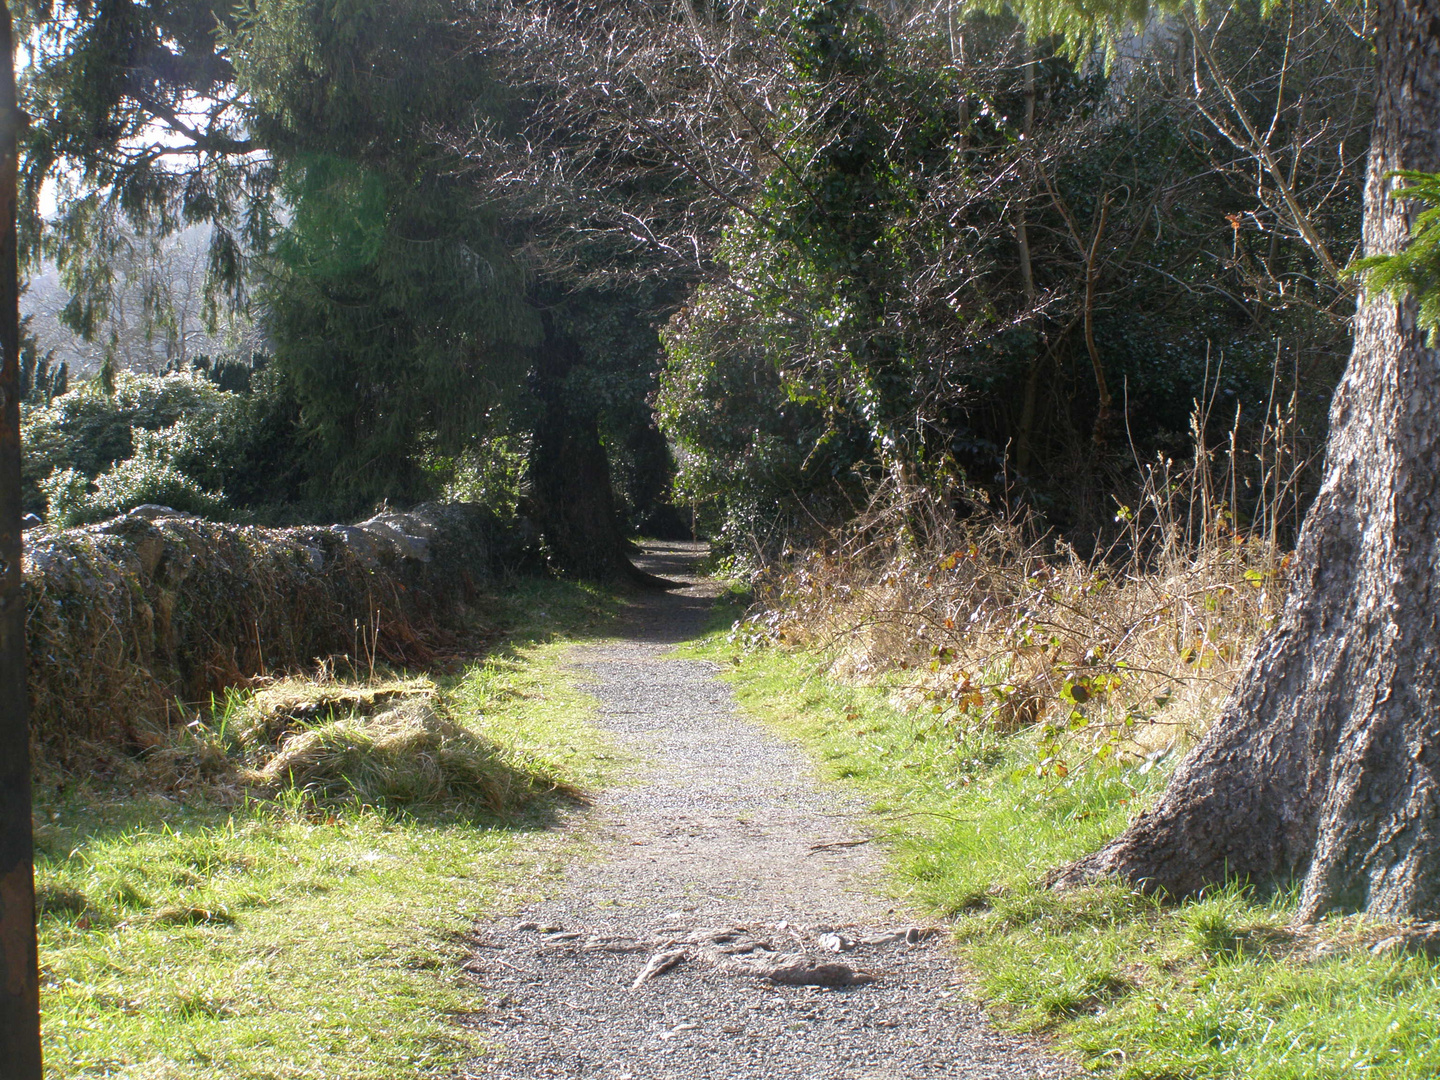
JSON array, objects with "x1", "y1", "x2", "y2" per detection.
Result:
[
  {"x1": 740, "y1": 405, "x2": 1311, "y2": 774},
  {"x1": 249, "y1": 699, "x2": 550, "y2": 814},
  {"x1": 146, "y1": 677, "x2": 568, "y2": 815},
  {"x1": 24, "y1": 503, "x2": 511, "y2": 766},
  {"x1": 236, "y1": 677, "x2": 438, "y2": 748}
]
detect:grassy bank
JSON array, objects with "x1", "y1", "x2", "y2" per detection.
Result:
[
  {"x1": 35, "y1": 578, "x2": 623, "y2": 1080},
  {"x1": 690, "y1": 615, "x2": 1440, "y2": 1079}
]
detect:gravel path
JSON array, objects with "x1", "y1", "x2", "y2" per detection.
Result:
[{"x1": 463, "y1": 543, "x2": 1073, "y2": 1079}]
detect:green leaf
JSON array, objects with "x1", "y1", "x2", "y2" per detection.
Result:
[{"x1": 1347, "y1": 171, "x2": 1440, "y2": 347}]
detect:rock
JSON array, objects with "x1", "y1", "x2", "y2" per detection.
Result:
[
  {"x1": 817, "y1": 932, "x2": 854, "y2": 953},
  {"x1": 124, "y1": 504, "x2": 191, "y2": 521},
  {"x1": 513, "y1": 921, "x2": 540, "y2": 932},
  {"x1": 357, "y1": 517, "x2": 431, "y2": 561},
  {"x1": 631, "y1": 948, "x2": 688, "y2": 988},
  {"x1": 332, "y1": 526, "x2": 382, "y2": 568},
  {"x1": 764, "y1": 960, "x2": 877, "y2": 988},
  {"x1": 21, "y1": 513, "x2": 41, "y2": 530},
  {"x1": 132, "y1": 533, "x2": 167, "y2": 576}
]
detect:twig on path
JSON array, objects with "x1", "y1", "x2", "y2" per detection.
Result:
[{"x1": 807, "y1": 838, "x2": 873, "y2": 854}]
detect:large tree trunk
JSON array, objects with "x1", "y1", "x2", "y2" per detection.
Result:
[
  {"x1": 1055, "y1": 0, "x2": 1440, "y2": 922},
  {"x1": 528, "y1": 314, "x2": 671, "y2": 585},
  {"x1": 0, "y1": 1, "x2": 43, "y2": 1071}
]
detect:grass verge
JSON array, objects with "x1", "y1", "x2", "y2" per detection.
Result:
[
  {"x1": 687, "y1": 612, "x2": 1440, "y2": 1080},
  {"x1": 35, "y1": 577, "x2": 624, "y2": 1080}
]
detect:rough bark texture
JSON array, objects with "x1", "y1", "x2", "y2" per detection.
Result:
[{"x1": 1055, "y1": 0, "x2": 1440, "y2": 922}]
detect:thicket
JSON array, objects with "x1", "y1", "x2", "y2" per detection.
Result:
[
  {"x1": 653, "y1": 0, "x2": 1365, "y2": 553},
  {"x1": 20, "y1": 362, "x2": 311, "y2": 525}
]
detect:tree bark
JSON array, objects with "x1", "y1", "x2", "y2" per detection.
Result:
[
  {"x1": 528, "y1": 314, "x2": 673, "y2": 585},
  {"x1": 0, "y1": 1, "x2": 43, "y2": 1072},
  {"x1": 1055, "y1": 0, "x2": 1440, "y2": 923}
]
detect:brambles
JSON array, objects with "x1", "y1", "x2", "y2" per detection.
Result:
[{"x1": 732, "y1": 397, "x2": 1308, "y2": 775}]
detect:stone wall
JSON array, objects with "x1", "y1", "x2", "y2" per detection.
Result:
[{"x1": 24, "y1": 503, "x2": 511, "y2": 762}]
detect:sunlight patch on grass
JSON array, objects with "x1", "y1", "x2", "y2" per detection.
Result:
[
  {"x1": 690, "y1": 626, "x2": 1440, "y2": 1080},
  {"x1": 36, "y1": 578, "x2": 625, "y2": 1080}
]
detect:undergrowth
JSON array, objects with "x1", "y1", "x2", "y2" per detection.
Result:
[
  {"x1": 690, "y1": 400, "x2": 1439, "y2": 1077},
  {"x1": 737, "y1": 395, "x2": 1309, "y2": 776},
  {"x1": 696, "y1": 609, "x2": 1440, "y2": 1076},
  {"x1": 34, "y1": 575, "x2": 624, "y2": 1080}
]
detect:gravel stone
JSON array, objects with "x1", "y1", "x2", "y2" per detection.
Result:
[{"x1": 463, "y1": 543, "x2": 1074, "y2": 1079}]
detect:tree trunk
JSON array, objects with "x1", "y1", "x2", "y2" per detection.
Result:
[
  {"x1": 0, "y1": 1, "x2": 43, "y2": 1072},
  {"x1": 1055, "y1": 0, "x2": 1440, "y2": 923},
  {"x1": 528, "y1": 314, "x2": 671, "y2": 585}
]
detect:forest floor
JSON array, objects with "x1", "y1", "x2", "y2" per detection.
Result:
[{"x1": 462, "y1": 542, "x2": 1072, "y2": 1079}]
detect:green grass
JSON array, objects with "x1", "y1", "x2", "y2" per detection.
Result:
[
  {"x1": 35, "y1": 577, "x2": 625, "y2": 1080},
  {"x1": 687, "y1": 615, "x2": 1440, "y2": 1079}
]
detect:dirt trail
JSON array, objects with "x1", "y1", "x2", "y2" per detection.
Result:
[{"x1": 464, "y1": 543, "x2": 1072, "y2": 1079}]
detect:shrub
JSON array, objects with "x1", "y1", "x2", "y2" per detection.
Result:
[{"x1": 22, "y1": 364, "x2": 318, "y2": 523}]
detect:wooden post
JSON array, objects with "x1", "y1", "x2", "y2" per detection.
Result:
[{"x1": 0, "y1": 0, "x2": 42, "y2": 1074}]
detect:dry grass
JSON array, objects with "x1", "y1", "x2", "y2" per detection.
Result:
[
  {"x1": 250, "y1": 698, "x2": 565, "y2": 813},
  {"x1": 738, "y1": 403, "x2": 1309, "y2": 773},
  {"x1": 139, "y1": 673, "x2": 577, "y2": 816}
]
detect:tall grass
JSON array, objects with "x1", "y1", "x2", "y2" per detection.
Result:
[{"x1": 737, "y1": 391, "x2": 1315, "y2": 772}]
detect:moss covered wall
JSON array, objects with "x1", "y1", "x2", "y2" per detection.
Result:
[{"x1": 23, "y1": 503, "x2": 513, "y2": 763}]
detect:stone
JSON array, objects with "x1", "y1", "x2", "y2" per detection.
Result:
[{"x1": 632, "y1": 949, "x2": 688, "y2": 988}]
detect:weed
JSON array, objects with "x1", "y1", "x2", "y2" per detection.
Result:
[{"x1": 729, "y1": 395, "x2": 1313, "y2": 775}]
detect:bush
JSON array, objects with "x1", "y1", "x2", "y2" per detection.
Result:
[
  {"x1": 22, "y1": 370, "x2": 232, "y2": 514},
  {"x1": 42, "y1": 428, "x2": 228, "y2": 526},
  {"x1": 22, "y1": 364, "x2": 318, "y2": 524}
]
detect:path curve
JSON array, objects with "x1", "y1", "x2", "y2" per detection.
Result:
[{"x1": 464, "y1": 544, "x2": 1072, "y2": 1079}]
